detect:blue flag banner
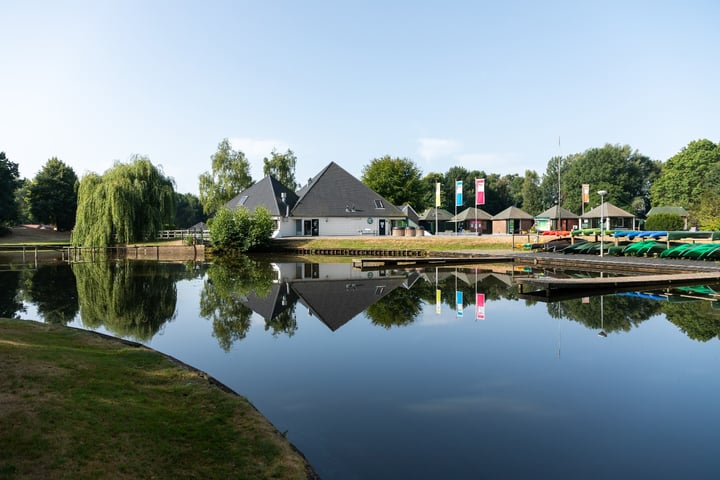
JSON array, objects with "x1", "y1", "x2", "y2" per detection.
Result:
[{"x1": 455, "y1": 181, "x2": 463, "y2": 207}]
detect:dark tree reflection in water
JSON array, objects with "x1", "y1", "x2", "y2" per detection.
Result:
[
  {"x1": 0, "y1": 270, "x2": 24, "y2": 319},
  {"x1": 547, "y1": 294, "x2": 662, "y2": 333},
  {"x1": 72, "y1": 261, "x2": 180, "y2": 341},
  {"x1": 663, "y1": 300, "x2": 720, "y2": 341},
  {"x1": 24, "y1": 264, "x2": 79, "y2": 324},
  {"x1": 199, "y1": 256, "x2": 275, "y2": 351}
]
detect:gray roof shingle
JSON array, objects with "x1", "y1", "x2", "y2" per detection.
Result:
[
  {"x1": 292, "y1": 162, "x2": 405, "y2": 218},
  {"x1": 226, "y1": 176, "x2": 299, "y2": 216}
]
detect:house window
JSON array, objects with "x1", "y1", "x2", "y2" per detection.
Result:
[
  {"x1": 237, "y1": 195, "x2": 248, "y2": 206},
  {"x1": 374, "y1": 199, "x2": 384, "y2": 209}
]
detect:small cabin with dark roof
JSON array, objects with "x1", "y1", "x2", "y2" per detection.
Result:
[{"x1": 492, "y1": 206, "x2": 534, "y2": 234}]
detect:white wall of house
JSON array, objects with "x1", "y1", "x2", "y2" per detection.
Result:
[
  {"x1": 276, "y1": 217, "x2": 401, "y2": 237},
  {"x1": 275, "y1": 217, "x2": 297, "y2": 238}
]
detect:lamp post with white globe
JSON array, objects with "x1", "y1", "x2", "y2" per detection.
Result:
[{"x1": 598, "y1": 190, "x2": 607, "y2": 257}]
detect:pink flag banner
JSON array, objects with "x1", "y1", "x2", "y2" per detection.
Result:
[{"x1": 475, "y1": 178, "x2": 485, "y2": 205}]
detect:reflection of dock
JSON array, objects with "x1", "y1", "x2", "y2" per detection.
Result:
[
  {"x1": 352, "y1": 255, "x2": 513, "y2": 270},
  {"x1": 517, "y1": 272, "x2": 720, "y2": 301}
]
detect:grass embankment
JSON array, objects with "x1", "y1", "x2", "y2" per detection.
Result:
[
  {"x1": 272, "y1": 234, "x2": 520, "y2": 253},
  {"x1": 0, "y1": 319, "x2": 314, "y2": 480},
  {"x1": 0, "y1": 226, "x2": 71, "y2": 246}
]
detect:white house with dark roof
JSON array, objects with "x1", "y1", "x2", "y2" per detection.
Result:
[
  {"x1": 225, "y1": 162, "x2": 407, "y2": 237},
  {"x1": 225, "y1": 175, "x2": 299, "y2": 238}
]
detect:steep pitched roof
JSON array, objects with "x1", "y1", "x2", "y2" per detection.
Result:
[
  {"x1": 400, "y1": 205, "x2": 420, "y2": 224},
  {"x1": 226, "y1": 176, "x2": 298, "y2": 216},
  {"x1": 292, "y1": 162, "x2": 405, "y2": 218},
  {"x1": 418, "y1": 208, "x2": 454, "y2": 221},
  {"x1": 536, "y1": 205, "x2": 579, "y2": 219},
  {"x1": 583, "y1": 202, "x2": 634, "y2": 218},
  {"x1": 492, "y1": 206, "x2": 534, "y2": 220},
  {"x1": 450, "y1": 207, "x2": 493, "y2": 222}
]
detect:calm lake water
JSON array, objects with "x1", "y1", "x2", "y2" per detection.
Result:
[{"x1": 3, "y1": 257, "x2": 720, "y2": 479}]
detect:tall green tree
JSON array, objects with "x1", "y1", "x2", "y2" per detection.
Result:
[
  {"x1": 0, "y1": 151, "x2": 21, "y2": 227},
  {"x1": 72, "y1": 156, "x2": 176, "y2": 246},
  {"x1": 361, "y1": 156, "x2": 426, "y2": 209},
  {"x1": 175, "y1": 192, "x2": 206, "y2": 229},
  {"x1": 199, "y1": 138, "x2": 253, "y2": 215},
  {"x1": 543, "y1": 144, "x2": 659, "y2": 215},
  {"x1": 650, "y1": 139, "x2": 720, "y2": 208},
  {"x1": 263, "y1": 149, "x2": 298, "y2": 189},
  {"x1": 14, "y1": 178, "x2": 33, "y2": 225},
  {"x1": 28, "y1": 157, "x2": 78, "y2": 231},
  {"x1": 520, "y1": 170, "x2": 544, "y2": 215}
]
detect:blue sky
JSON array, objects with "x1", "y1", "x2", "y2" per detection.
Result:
[{"x1": 2, "y1": 0, "x2": 719, "y2": 195}]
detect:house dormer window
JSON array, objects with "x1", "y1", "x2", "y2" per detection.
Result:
[{"x1": 374, "y1": 199, "x2": 384, "y2": 209}]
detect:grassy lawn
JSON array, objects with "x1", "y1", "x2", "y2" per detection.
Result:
[
  {"x1": 1, "y1": 225, "x2": 528, "y2": 252},
  {"x1": 0, "y1": 319, "x2": 314, "y2": 480},
  {"x1": 272, "y1": 234, "x2": 523, "y2": 252},
  {"x1": 0, "y1": 226, "x2": 71, "y2": 245}
]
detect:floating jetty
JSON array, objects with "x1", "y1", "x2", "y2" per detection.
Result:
[
  {"x1": 516, "y1": 271, "x2": 720, "y2": 301},
  {"x1": 352, "y1": 255, "x2": 513, "y2": 270}
]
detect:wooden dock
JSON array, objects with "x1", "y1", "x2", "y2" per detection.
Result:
[
  {"x1": 352, "y1": 255, "x2": 513, "y2": 270},
  {"x1": 516, "y1": 271, "x2": 720, "y2": 301}
]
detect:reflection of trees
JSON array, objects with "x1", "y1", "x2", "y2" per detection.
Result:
[
  {"x1": 366, "y1": 286, "x2": 424, "y2": 328},
  {"x1": 199, "y1": 256, "x2": 274, "y2": 351},
  {"x1": 264, "y1": 302, "x2": 298, "y2": 337},
  {"x1": 548, "y1": 295, "x2": 662, "y2": 333},
  {"x1": 72, "y1": 261, "x2": 178, "y2": 341},
  {"x1": 0, "y1": 270, "x2": 24, "y2": 319},
  {"x1": 663, "y1": 301, "x2": 720, "y2": 342},
  {"x1": 25, "y1": 264, "x2": 79, "y2": 324}
]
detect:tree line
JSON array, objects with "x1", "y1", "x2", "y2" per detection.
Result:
[{"x1": 1, "y1": 138, "x2": 719, "y2": 245}]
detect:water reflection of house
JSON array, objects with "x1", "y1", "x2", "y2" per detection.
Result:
[
  {"x1": 242, "y1": 263, "x2": 408, "y2": 332},
  {"x1": 242, "y1": 282, "x2": 299, "y2": 324},
  {"x1": 423, "y1": 269, "x2": 512, "y2": 288}
]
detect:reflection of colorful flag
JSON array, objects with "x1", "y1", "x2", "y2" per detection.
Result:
[
  {"x1": 456, "y1": 291, "x2": 463, "y2": 317},
  {"x1": 476, "y1": 293, "x2": 485, "y2": 320},
  {"x1": 455, "y1": 181, "x2": 463, "y2": 207},
  {"x1": 435, "y1": 182, "x2": 441, "y2": 207},
  {"x1": 436, "y1": 289, "x2": 441, "y2": 314},
  {"x1": 582, "y1": 184, "x2": 590, "y2": 203},
  {"x1": 475, "y1": 178, "x2": 485, "y2": 205}
]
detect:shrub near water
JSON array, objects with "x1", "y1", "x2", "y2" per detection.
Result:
[{"x1": 209, "y1": 206, "x2": 274, "y2": 253}]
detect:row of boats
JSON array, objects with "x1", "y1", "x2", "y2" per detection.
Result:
[{"x1": 530, "y1": 230, "x2": 720, "y2": 260}]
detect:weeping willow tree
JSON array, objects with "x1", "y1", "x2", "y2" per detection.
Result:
[{"x1": 72, "y1": 156, "x2": 175, "y2": 246}]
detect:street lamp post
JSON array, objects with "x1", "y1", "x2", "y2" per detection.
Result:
[{"x1": 598, "y1": 190, "x2": 607, "y2": 257}]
